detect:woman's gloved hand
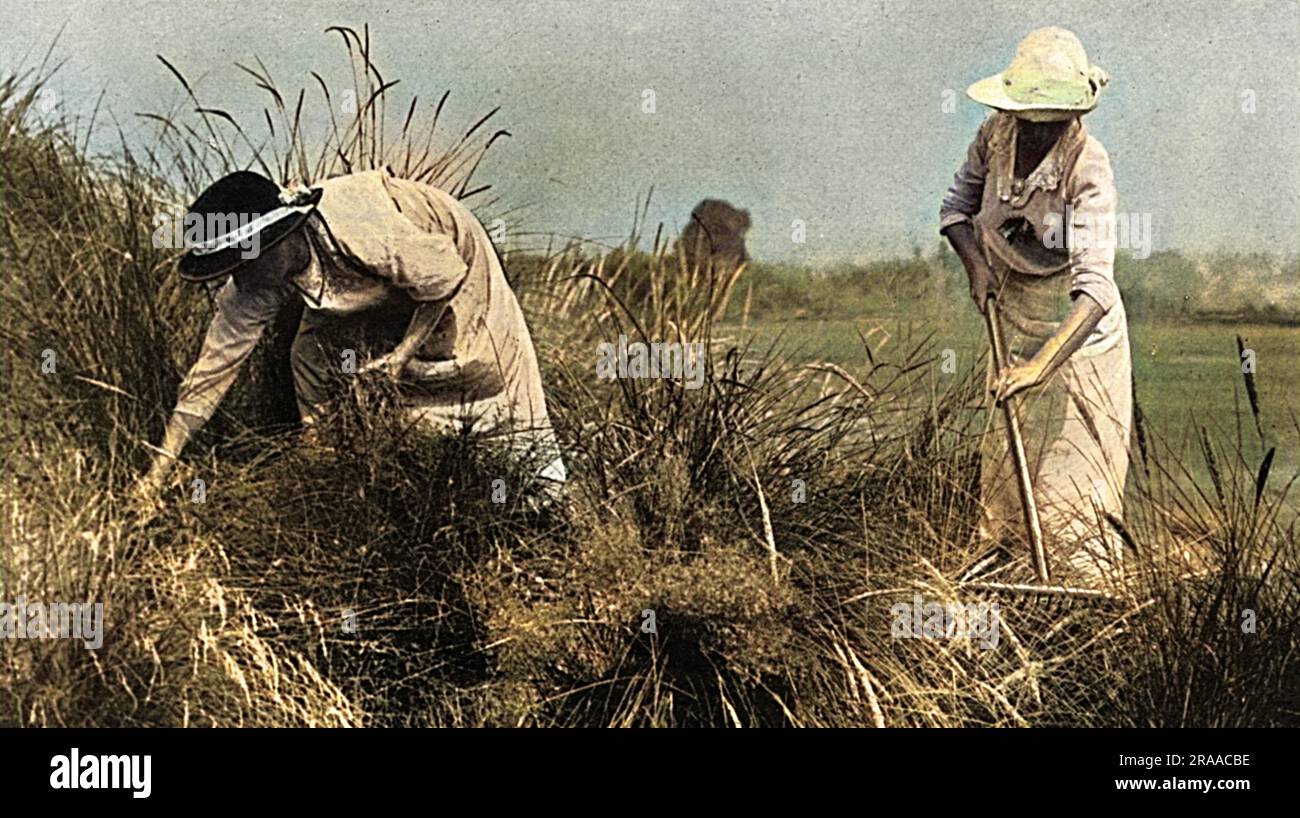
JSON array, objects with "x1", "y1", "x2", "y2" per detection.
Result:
[
  {"x1": 128, "y1": 412, "x2": 201, "y2": 520},
  {"x1": 358, "y1": 351, "x2": 409, "y2": 381},
  {"x1": 990, "y1": 293, "x2": 1108, "y2": 405},
  {"x1": 990, "y1": 362, "x2": 1045, "y2": 405},
  {"x1": 127, "y1": 457, "x2": 173, "y2": 520}
]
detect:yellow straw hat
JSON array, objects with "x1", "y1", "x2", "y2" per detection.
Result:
[{"x1": 967, "y1": 27, "x2": 1109, "y2": 120}]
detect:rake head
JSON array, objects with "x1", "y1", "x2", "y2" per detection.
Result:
[{"x1": 958, "y1": 579, "x2": 1128, "y2": 619}]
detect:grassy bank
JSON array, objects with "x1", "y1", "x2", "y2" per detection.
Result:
[{"x1": 2, "y1": 51, "x2": 1298, "y2": 727}]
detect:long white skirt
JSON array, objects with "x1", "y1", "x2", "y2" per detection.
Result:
[{"x1": 978, "y1": 303, "x2": 1134, "y2": 585}]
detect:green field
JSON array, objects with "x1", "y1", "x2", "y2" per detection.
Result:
[{"x1": 727, "y1": 313, "x2": 1300, "y2": 482}]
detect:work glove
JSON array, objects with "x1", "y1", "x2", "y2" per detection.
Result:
[
  {"x1": 990, "y1": 362, "x2": 1044, "y2": 406},
  {"x1": 358, "y1": 351, "x2": 408, "y2": 382},
  {"x1": 126, "y1": 458, "x2": 172, "y2": 521}
]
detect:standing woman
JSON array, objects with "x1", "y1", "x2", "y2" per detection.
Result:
[{"x1": 940, "y1": 28, "x2": 1133, "y2": 586}]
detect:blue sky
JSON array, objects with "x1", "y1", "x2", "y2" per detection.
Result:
[{"x1": 4, "y1": 0, "x2": 1298, "y2": 264}]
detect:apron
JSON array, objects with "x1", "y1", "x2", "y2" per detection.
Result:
[{"x1": 973, "y1": 117, "x2": 1133, "y2": 585}]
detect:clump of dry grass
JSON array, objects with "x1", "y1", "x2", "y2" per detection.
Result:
[
  {"x1": 2, "y1": 36, "x2": 1297, "y2": 728},
  {"x1": 142, "y1": 24, "x2": 509, "y2": 201}
]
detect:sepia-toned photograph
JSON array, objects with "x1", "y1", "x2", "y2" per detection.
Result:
[{"x1": 1, "y1": 0, "x2": 1295, "y2": 797}]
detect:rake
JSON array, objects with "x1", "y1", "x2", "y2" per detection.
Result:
[{"x1": 959, "y1": 295, "x2": 1123, "y2": 612}]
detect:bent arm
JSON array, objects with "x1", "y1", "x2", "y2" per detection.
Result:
[
  {"x1": 942, "y1": 221, "x2": 995, "y2": 310},
  {"x1": 340, "y1": 182, "x2": 470, "y2": 378},
  {"x1": 941, "y1": 117, "x2": 995, "y2": 311},
  {"x1": 358, "y1": 299, "x2": 452, "y2": 381},
  {"x1": 1023, "y1": 292, "x2": 1106, "y2": 382},
  {"x1": 392, "y1": 300, "x2": 449, "y2": 368},
  {"x1": 994, "y1": 141, "x2": 1119, "y2": 401},
  {"x1": 939, "y1": 115, "x2": 992, "y2": 232},
  {"x1": 1027, "y1": 138, "x2": 1118, "y2": 381},
  {"x1": 148, "y1": 278, "x2": 285, "y2": 472}
]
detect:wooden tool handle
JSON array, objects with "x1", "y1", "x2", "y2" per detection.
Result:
[{"x1": 985, "y1": 296, "x2": 1050, "y2": 583}]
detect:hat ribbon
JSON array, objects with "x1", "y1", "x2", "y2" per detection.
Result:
[{"x1": 187, "y1": 202, "x2": 315, "y2": 256}]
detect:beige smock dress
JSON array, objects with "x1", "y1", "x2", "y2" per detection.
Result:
[
  {"x1": 174, "y1": 168, "x2": 566, "y2": 485},
  {"x1": 941, "y1": 112, "x2": 1133, "y2": 583}
]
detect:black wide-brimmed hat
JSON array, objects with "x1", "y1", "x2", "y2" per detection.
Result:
[{"x1": 177, "y1": 171, "x2": 323, "y2": 282}]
